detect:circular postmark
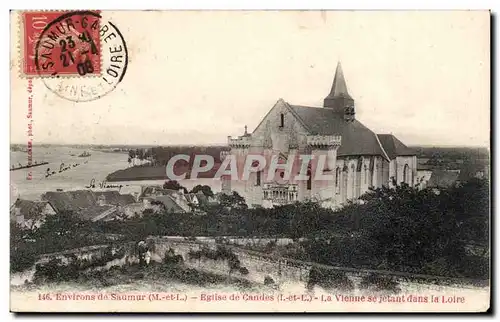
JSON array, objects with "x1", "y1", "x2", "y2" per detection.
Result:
[{"x1": 35, "y1": 11, "x2": 128, "y2": 102}]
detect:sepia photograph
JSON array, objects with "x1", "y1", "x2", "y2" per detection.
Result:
[{"x1": 9, "y1": 10, "x2": 490, "y2": 312}]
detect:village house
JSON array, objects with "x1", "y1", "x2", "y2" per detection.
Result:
[
  {"x1": 426, "y1": 170, "x2": 461, "y2": 189},
  {"x1": 224, "y1": 62, "x2": 418, "y2": 208},
  {"x1": 10, "y1": 199, "x2": 57, "y2": 229},
  {"x1": 416, "y1": 164, "x2": 434, "y2": 190},
  {"x1": 139, "y1": 185, "x2": 216, "y2": 213},
  {"x1": 142, "y1": 195, "x2": 187, "y2": 213},
  {"x1": 40, "y1": 189, "x2": 140, "y2": 222}
]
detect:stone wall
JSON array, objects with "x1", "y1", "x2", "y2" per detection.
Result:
[{"x1": 12, "y1": 238, "x2": 487, "y2": 289}]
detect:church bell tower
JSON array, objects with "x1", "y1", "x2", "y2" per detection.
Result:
[{"x1": 323, "y1": 62, "x2": 355, "y2": 122}]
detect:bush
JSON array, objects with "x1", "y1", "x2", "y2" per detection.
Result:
[
  {"x1": 264, "y1": 276, "x2": 275, "y2": 285},
  {"x1": 32, "y1": 245, "x2": 130, "y2": 282},
  {"x1": 215, "y1": 246, "x2": 234, "y2": 259},
  {"x1": 164, "y1": 248, "x2": 184, "y2": 265},
  {"x1": 455, "y1": 255, "x2": 489, "y2": 279},
  {"x1": 265, "y1": 240, "x2": 277, "y2": 253},
  {"x1": 359, "y1": 273, "x2": 401, "y2": 293},
  {"x1": 11, "y1": 249, "x2": 37, "y2": 273},
  {"x1": 307, "y1": 267, "x2": 354, "y2": 291},
  {"x1": 188, "y1": 250, "x2": 202, "y2": 260},
  {"x1": 228, "y1": 257, "x2": 241, "y2": 270},
  {"x1": 34, "y1": 258, "x2": 79, "y2": 282}
]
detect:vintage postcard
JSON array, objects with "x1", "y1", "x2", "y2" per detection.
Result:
[{"x1": 9, "y1": 10, "x2": 490, "y2": 312}]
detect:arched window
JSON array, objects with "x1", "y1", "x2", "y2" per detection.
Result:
[
  {"x1": 335, "y1": 167, "x2": 341, "y2": 194},
  {"x1": 350, "y1": 164, "x2": 356, "y2": 199},
  {"x1": 342, "y1": 166, "x2": 348, "y2": 201},
  {"x1": 364, "y1": 165, "x2": 368, "y2": 184},
  {"x1": 256, "y1": 171, "x2": 261, "y2": 186},
  {"x1": 403, "y1": 164, "x2": 411, "y2": 185},
  {"x1": 307, "y1": 169, "x2": 312, "y2": 190}
]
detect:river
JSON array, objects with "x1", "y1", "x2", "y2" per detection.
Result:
[
  {"x1": 10, "y1": 146, "x2": 221, "y2": 204},
  {"x1": 10, "y1": 147, "x2": 130, "y2": 203}
]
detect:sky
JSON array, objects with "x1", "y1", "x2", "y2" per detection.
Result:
[{"x1": 10, "y1": 11, "x2": 490, "y2": 147}]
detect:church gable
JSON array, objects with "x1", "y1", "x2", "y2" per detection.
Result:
[{"x1": 251, "y1": 99, "x2": 310, "y2": 149}]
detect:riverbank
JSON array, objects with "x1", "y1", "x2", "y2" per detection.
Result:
[
  {"x1": 106, "y1": 165, "x2": 168, "y2": 182},
  {"x1": 105, "y1": 162, "x2": 224, "y2": 182},
  {"x1": 105, "y1": 166, "x2": 223, "y2": 194}
]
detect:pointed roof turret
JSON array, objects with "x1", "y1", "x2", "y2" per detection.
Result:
[
  {"x1": 242, "y1": 125, "x2": 250, "y2": 137},
  {"x1": 325, "y1": 62, "x2": 352, "y2": 100},
  {"x1": 323, "y1": 62, "x2": 355, "y2": 120}
]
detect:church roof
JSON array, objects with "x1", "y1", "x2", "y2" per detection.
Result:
[
  {"x1": 250, "y1": 63, "x2": 414, "y2": 161},
  {"x1": 376, "y1": 134, "x2": 416, "y2": 159},
  {"x1": 325, "y1": 62, "x2": 352, "y2": 100},
  {"x1": 287, "y1": 104, "x2": 389, "y2": 158}
]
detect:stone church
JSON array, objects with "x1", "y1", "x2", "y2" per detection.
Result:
[{"x1": 223, "y1": 63, "x2": 417, "y2": 208}]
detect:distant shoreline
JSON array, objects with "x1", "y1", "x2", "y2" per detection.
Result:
[
  {"x1": 9, "y1": 143, "x2": 491, "y2": 150},
  {"x1": 106, "y1": 166, "x2": 223, "y2": 183},
  {"x1": 10, "y1": 143, "x2": 230, "y2": 149},
  {"x1": 106, "y1": 166, "x2": 168, "y2": 182}
]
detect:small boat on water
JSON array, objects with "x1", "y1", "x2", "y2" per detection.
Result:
[
  {"x1": 78, "y1": 151, "x2": 91, "y2": 157},
  {"x1": 10, "y1": 146, "x2": 28, "y2": 153},
  {"x1": 10, "y1": 161, "x2": 49, "y2": 171}
]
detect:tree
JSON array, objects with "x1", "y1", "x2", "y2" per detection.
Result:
[
  {"x1": 446, "y1": 177, "x2": 489, "y2": 245},
  {"x1": 10, "y1": 222, "x2": 30, "y2": 246},
  {"x1": 219, "y1": 191, "x2": 248, "y2": 211},
  {"x1": 323, "y1": 179, "x2": 487, "y2": 278},
  {"x1": 294, "y1": 178, "x2": 489, "y2": 279},
  {"x1": 128, "y1": 150, "x2": 136, "y2": 166},
  {"x1": 163, "y1": 180, "x2": 188, "y2": 193},
  {"x1": 144, "y1": 149, "x2": 152, "y2": 161},
  {"x1": 10, "y1": 222, "x2": 36, "y2": 273},
  {"x1": 35, "y1": 211, "x2": 80, "y2": 238},
  {"x1": 137, "y1": 149, "x2": 145, "y2": 161},
  {"x1": 32, "y1": 211, "x2": 93, "y2": 253},
  {"x1": 190, "y1": 185, "x2": 214, "y2": 198}
]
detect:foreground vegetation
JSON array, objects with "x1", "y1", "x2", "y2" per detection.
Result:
[
  {"x1": 11, "y1": 178, "x2": 489, "y2": 281},
  {"x1": 29, "y1": 256, "x2": 255, "y2": 291}
]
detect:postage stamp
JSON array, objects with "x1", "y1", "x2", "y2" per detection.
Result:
[
  {"x1": 21, "y1": 11, "x2": 102, "y2": 77},
  {"x1": 19, "y1": 10, "x2": 128, "y2": 102},
  {"x1": 9, "y1": 10, "x2": 490, "y2": 313}
]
